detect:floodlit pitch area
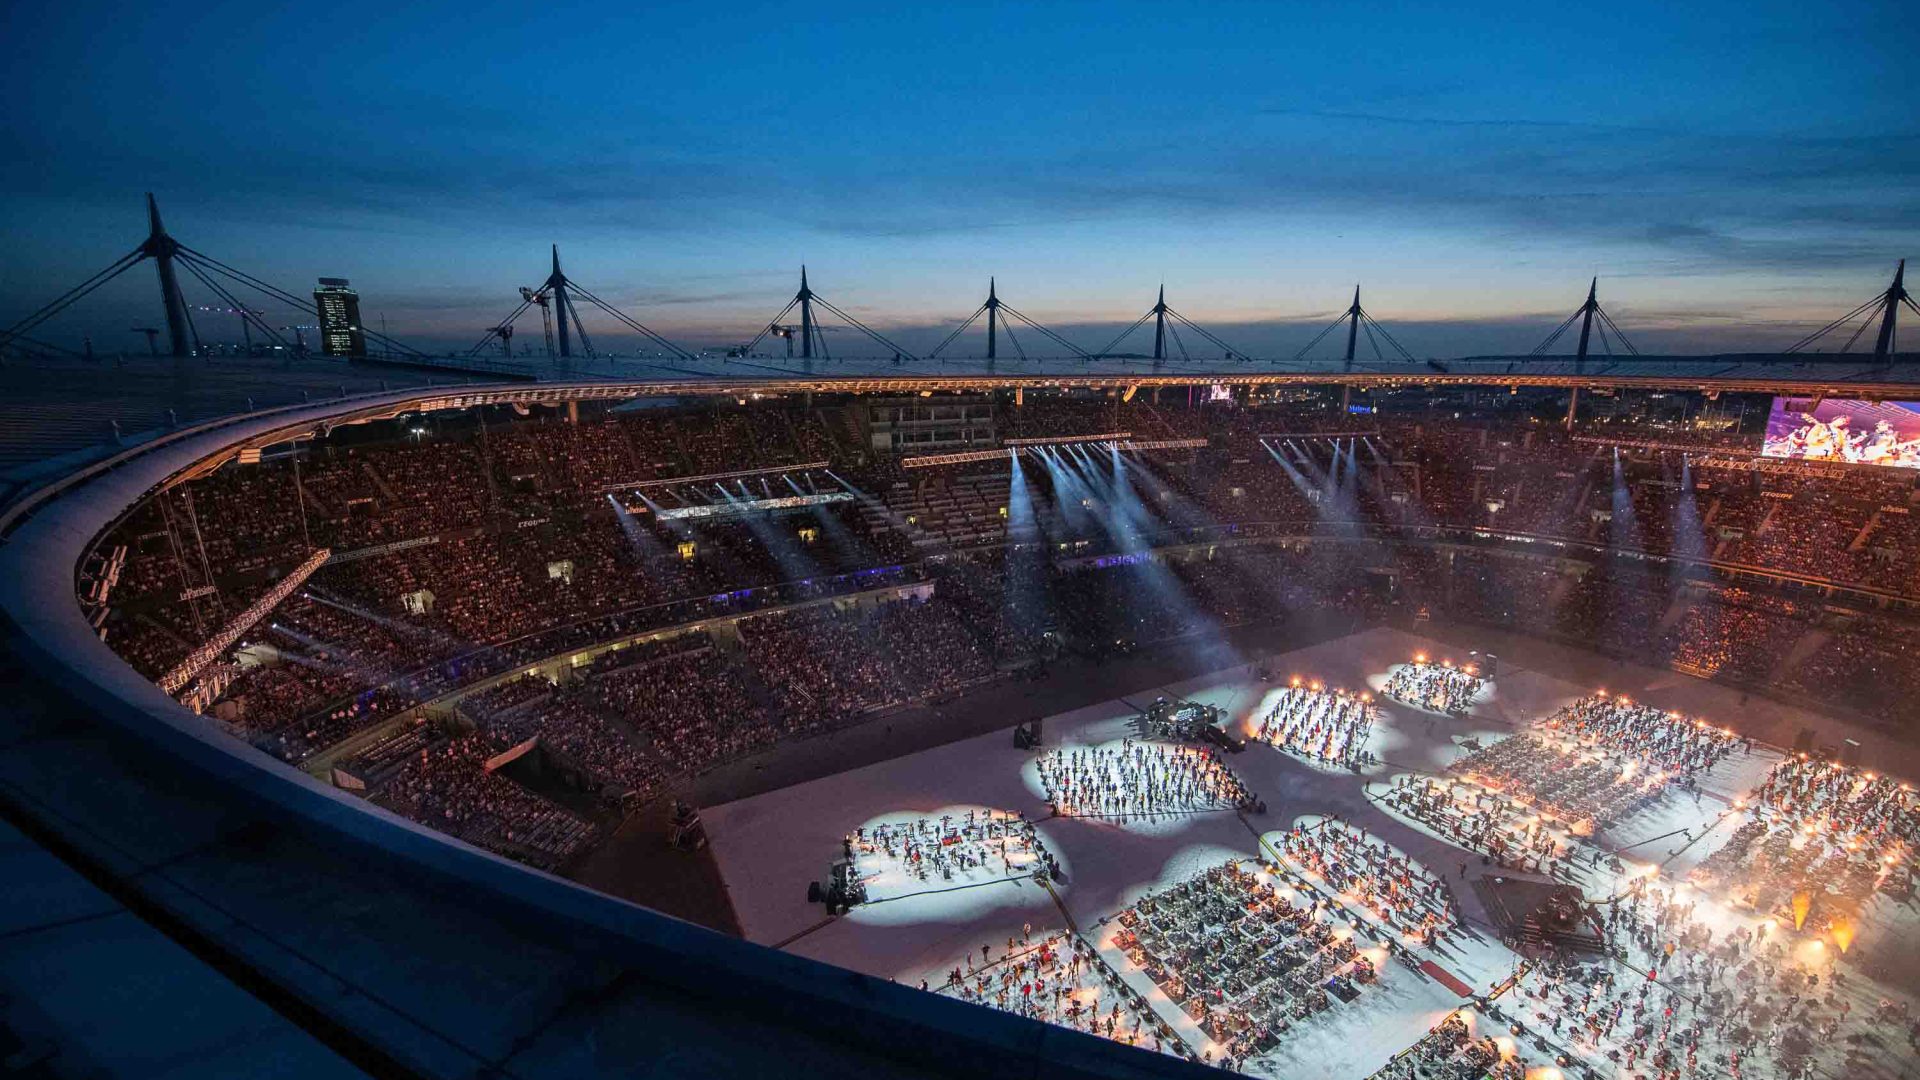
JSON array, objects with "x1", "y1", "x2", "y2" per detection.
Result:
[{"x1": 707, "y1": 626, "x2": 1920, "y2": 1079}]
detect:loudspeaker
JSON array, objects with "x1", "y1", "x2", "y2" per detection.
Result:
[
  {"x1": 1792, "y1": 727, "x2": 1815, "y2": 754},
  {"x1": 1841, "y1": 739, "x2": 1862, "y2": 769},
  {"x1": 807, "y1": 881, "x2": 823, "y2": 904}
]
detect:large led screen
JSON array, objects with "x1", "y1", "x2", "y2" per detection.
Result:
[{"x1": 1763, "y1": 398, "x2": 1920, "y2": 469}]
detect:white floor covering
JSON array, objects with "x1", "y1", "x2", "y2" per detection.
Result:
[{"x1": 704, "y1": 625, "x2": 1920, "y2": 1079}]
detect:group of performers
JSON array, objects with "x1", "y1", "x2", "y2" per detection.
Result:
[
  {"x1": 1273, "y1": 821, "x2": 1460, "y2": 946},
  {"x1": 837, "y1": 673, "x2": 1920, "y2": 1079},
  {"x1": 932, "y1": 931, "x2": 1181, "y2": 1057},
  {"x1": 1383, "y1": 659, "x2": 1484, "y2": 716},
  {"x1": 1768, "y1": 411, "x2": 1920, "y2": 468},
  {"x1": 1380, "y1": 773, "x2": 1580, "y2": 882},
  {"x1": 1036, "y1": 741, "x2": 1255, "y2": 820},
  {"x1": 1752, "y1": 755, "x2": 1920, "y2": 853},
  {"x1": 844, "y1": 809, "x2": 1052, "y2": 900},
  {"x1": 1501, "y1": 874, "x2": 1908, "y2": 1078},
  {"x1": 1441, "y1": 699, "x2": 1740, "y2": 839},
  {"x1": 1543, "y1": 694, "x2": 1743, "y2": 779},
  {"x1": 1255, "y1": 683, "x2": 1376, "y2": 768},
  {"x1": 1692, "y1": 755, "x2": 1915, "y2": 937},
  {"x1": 1115, "y1": 860, "x2": 1375, "y2": 1069},
  {"x1": 1386, "y1": 1011, "x2": 1520, "y2": 1080}
]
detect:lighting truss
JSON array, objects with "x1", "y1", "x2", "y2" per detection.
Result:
[
  {"x1": 900, "y1": 437, "x2": 1205, "y2": 469},
  {"x1": 632, "y1": 491, "x2": 853, "y2": 520},
  {"x1": 1256, "y1": 430, "x2": 1380, "y2": 440},
  {"x1": 159, "y1": 547, "x2": 331, "y2": 695},
  {"x1": 1003, "y1": 431, "x2": 1132, "y2": 446},
  {"x1": 599, "y1": 461, "x2": 830, "y2": 494}
]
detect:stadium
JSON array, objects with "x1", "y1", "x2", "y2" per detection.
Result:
[{"x1": 5, "y1": 361, "x2": 1919, "y2": 1080}]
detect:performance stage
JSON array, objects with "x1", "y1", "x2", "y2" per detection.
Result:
[{"x1": 704, "y1": 625, "x2": 1920, "y2": 1079}]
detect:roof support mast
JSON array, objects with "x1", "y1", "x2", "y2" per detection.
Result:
[
  {"x1": 1343, "y1": 285, "x2": 1361, "y2": 372},
  {"x1": 1152, "y1": 285, "x2": 1167, "y2": 362},
  {"x1": 468, "y1": 249, "x2": 695, "y2": 370},
  {"x1": 1530, "y1": 277, "x2": 1636, "y2": 371},
  {"x1": 1092, "y1": 286, "x2": 1251, "y2": 364},
  {"x1": 736, "y1": 269, "x2": 923, "y2": 369},
  {"x1": 798, "y1": 266, "x2": 816, "y2": 361},
  {"x1": 142, "y1": 194, "x2": 192, "y2": 359},
  {"x1": 1874, "y1": 259, "x2": 1907, "y2": 363},
  {"x1": 986, "y1": 277, "x2": 999, "y2": 360},
  {"x1": 1575, "y1": 277, "x2": 1599, "y2": 375},
  {"x1": 1, "y1": 195, "x2": 427, "y2": 365},
  {"x1": 548, "y1": 246, "x2": 572, "y2": 360},
  {"x1": 1785, "y1": 260, "x2": 1918, "y2": 363},
  {"x1": 1293, "y1": 285, "x2": 1418, "y2": 405},
  {"x1": 924, "y1": 279, "x2": 1093, "y2": 367}
]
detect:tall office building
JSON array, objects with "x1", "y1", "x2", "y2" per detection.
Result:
[{"x1": 314, "y1": 277, "x2": 366, "y2": 357}]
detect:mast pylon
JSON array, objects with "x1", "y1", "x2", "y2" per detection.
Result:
[
  {"x1": 986, "y1": 276, "x2": 999, "y2": 360},
  {"x1": 1152, "y1": 284, "x2": 1167, "y2": 362},
  {"x1": 1574, "y1": 276, "x2": 1599, "y2": 374},
  {"x1": 1874, "y1": 259, "x2": 1908, "y2": 362},
  {"x1": 1343, "y1": 285, "x2": 1361, "y2": 371},
  {"x1": 798, "y1": 266, "x2": 816, "y2": 361},
  {"x1": 141, "y1": 194, "x2": 192, "y2": 358},
  {"x1": 548, "y1": 245, "x2": 572, "y2": 360}
]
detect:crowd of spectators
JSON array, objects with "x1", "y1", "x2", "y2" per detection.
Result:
[
  {"x1": 373, "y1": 730, "x2": 597, "y2": 869},
  {"x1": 1662, "y1": 588, "x2": 1810, "y2": 683},
  {"x1": 457, "y1": 671, "x2": 555, "y2": 719},
  {"x1": 739, "y1": 596, "x2": 997, "y2": 729},
  {"x1": 102, "y1": 399, "x2": 1920, "y2": 620},
  {"x1": 84, "y1": 395, "x2": 1920, "y2": 868},
  {"x1": 571, "y1": 642, "x2": 773, "y2": 777}
]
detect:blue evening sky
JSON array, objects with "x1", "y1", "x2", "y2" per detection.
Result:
[{"x1": 2, "y1": 0, "x2": 1915, "y2": 357}]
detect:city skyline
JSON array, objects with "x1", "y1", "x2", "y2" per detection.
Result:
[{"x1": 3, "y1": 0, "x2": 1916, "y2": 357}]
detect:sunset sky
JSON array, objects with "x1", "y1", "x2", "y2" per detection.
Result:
[{"x1": 4, "y1": 0, "x2": 1915, "y2": 358}]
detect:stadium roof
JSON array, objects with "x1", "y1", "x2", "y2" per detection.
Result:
[{"x1": 1, "y1": 350, "x2": 1915, "y2": 497}]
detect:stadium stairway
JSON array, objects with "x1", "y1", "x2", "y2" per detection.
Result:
[
  {"x1": 715, "y1": 640, "x2": 785, "y2": 726},
  {"x1": 1653, "y1": 592, "x2": 1697, "y2": 637},
  {"x1": 357, "y1": 460, "x2": 398, "y2": 504},
  {"x1": 1776, "y1": 627, "x2": 1832, "y2": 685},
  {"x1": 837, "y1": 408, "x2": 864, "y2": 455}
]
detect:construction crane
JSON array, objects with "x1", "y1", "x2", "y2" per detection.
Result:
[
  {"x1": 131, "y1": 327, "x2": 161, "y2": 355},
  {"x1": 279, "y1": 324, "x2": 317, "y2": 355},
  {"x1": 520, "y1": 286, "x2": 555, "y2": 358},
  {"x1": 468, "y1": 248, "x2": 691, "y2": 365},
  {"x1": 195, "y1": 301, "x2": 265, "y2": 353},
  {"x1": 766, "y1": 323, "x2": 840, "y2": 359}
]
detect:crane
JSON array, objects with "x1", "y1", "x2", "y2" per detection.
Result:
[
  {"x1": 766, "y1": 323, "x2": 839, "y2": 359},
  {"x1": 197, "y1": 302, "x2": 264, "y2": 353},
  {"x1": 520, "y1": 286, "x2": 556, "y2": 358},
  {"x1": 131, "y1": 327, "x2": 161, "y2": 355},
  {"x1": 279, "y1": 324, "x2": 317, "y2": 355}
]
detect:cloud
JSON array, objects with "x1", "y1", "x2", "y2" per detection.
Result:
[{"x1": 1257, "y1": 108, "x2": 1675, "y2": 135}]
